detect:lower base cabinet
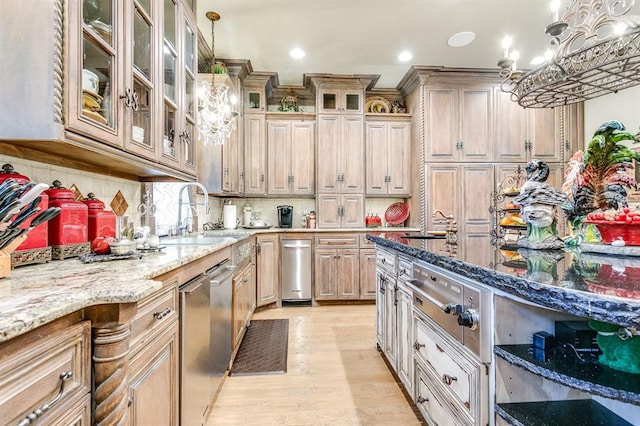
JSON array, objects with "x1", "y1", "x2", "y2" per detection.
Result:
[
  {"x1": 256, "y1": 234, "x2": 279, "y2": 307},
  {"x1": 315, "y1": 247, "x2": 360, "y2": 300},
  {"x1": 233, "y1": 259, "x2": 256, "y2": 353}
]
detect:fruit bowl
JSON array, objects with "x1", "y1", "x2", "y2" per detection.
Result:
[{"x1": 584, "y1": 220, "x2": 640, "y2": 245}]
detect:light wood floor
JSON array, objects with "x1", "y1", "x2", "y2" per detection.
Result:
[{"x1": 206, "y1": 304, "x2": 426, "y2": 425}]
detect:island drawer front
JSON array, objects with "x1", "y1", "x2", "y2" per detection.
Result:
[
  {"x1": 130, "y1": 284, "x2": 179, "y2": 351},
  {"x1": 414, "y1": 314, "x2": 482, "y2": 423},
  {"x1": 0, "y1": 320, "x2": 91, "y2": 425},
  {"x1": 376, "y1": 248, "x2": 397, "y2": 274},
  {"x1": 315, "y1": 234, "x2": 359, "y2": 248},
  {"x1": 397, "y1": 256, "x2": 412, "y2": 282},
  {"x1": 415, "y1": 363, "x2": 468, "y2": 426}
]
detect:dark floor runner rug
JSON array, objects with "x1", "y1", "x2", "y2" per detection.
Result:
[{"x1": 230, "y1": 319, "x2": 289, "y2": 376}]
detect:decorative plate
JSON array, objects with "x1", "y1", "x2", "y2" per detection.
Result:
[
  {"x1": 384, "y1": 202, "x2": 409, "y2": 225},
  {"x1": 365, "y1": 96, "x2": 391, "y2": 113}
]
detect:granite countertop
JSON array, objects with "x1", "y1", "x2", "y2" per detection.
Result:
[
  {"x1": 0, "y1": 227, "x2": 416, "y2": 344},
  {"x1": 367, "y1": 233, "x2": 640, "y2": 328}
]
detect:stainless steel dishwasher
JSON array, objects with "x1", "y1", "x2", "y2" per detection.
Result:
[
  {"x1": 280, "y1": 239, "x2": 312, "y2": 301},
  {"x1": 179, "y1": 259, "x2": 235, "y2": 426}
]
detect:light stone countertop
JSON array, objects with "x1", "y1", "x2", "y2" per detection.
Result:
[{"x1": 0, "y1": 227, "x2": 417, "y2": 343}]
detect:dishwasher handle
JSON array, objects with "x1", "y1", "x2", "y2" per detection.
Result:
[
  {"x1": 180, "y1": 274, "x2": 210, "y2": 294},
  {"x1": 207, "y1": 265, "x2": 236, "y2": 286}
]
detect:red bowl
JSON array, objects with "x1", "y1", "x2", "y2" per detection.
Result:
[
  {"x1": 584, "y1": 220, "x2": 640, "y2": 245},
  {"x1": 385, "y1": 202, "x2": 409, "y2": 226}
]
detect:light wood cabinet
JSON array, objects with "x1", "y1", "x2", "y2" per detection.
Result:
[
  {"x1": 244, "y1": 113, "x2": 268, "y2": 195},
  {"x1": 425, "y1": 85, "x2": 493, "y2": 162},
  {"x1": 316, "y1": 193, "x2": 365, "y2": 228},
  {"x1": 316, "y1": 114, "x2": 365, "y2": 193},
  {"x1": 267, "y1": 116, "x2": 316, "y2": 195},
  {"x1": 317, "y1": 87, "x2": 363, "y2": 114},
  {"x1": 256, "y1": 234, "x2": 279, "y2": 307},
  {"x1": 365, "y1": 117, "x2": 411, "y2": 196},
  {"x1": 314, "y1": 234, "x2": 360, "y2": 300},
  {"x1": 494, "y1": 89, "x2": 562, "y2": 162},
  {"x1": 233, "y1": 260, "x2": 256, "y2": 352},
  {"x1": 426, "y1": 163, "x2": 494, "y2": 264},
  {"x1": 359, "y1": 248, "x2": 377, "y2": 300},
  {"x1": 0, "y1": 315, "x2": 91, "y2": 426}
]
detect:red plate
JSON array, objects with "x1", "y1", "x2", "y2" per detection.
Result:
[{"x1": 385, "y1": 202, "x2": 409, "y2": 225}]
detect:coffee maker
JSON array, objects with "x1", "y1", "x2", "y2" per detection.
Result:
[{"x1": 277, "y1": 205, "x2": 293, "y2": 228}]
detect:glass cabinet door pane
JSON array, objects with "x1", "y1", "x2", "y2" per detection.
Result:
[
  {"x1": 132, "y1": 79, "x2": 152, "y2": 147},
  {"x1": 346, "y1": 94, "x2": 360, "y2": 111},
  {"x1": 164, "y1": 0, "x2": 176, "y2": 48},
  {"x1": 184, "y1": 0, "x2": 194, "y2": 13},
  {"x1": 323, "y1": 93, "x2": 337, "y2": 110},
  {"x1": 184, "y1": 23, "x2": 195, "y2": 74},
  {"x1": 138, "y1": 0, "x2": 151, "y2": 15},
  {"x1": 133, "y1": 8, "x2": 152, "y2": 79},
  {"x1": 83, "y1": 38, "x2": 114, "y2": 128},
  {"x1": 84, "y1": 0, "x2": 113, "y2": 45},
  {"x1": 164, "y1": 42, "x2": 176, "y2": 101},
  {"x1": 249, "y1": 92, "x2": 261, "y2": 110},
  {"x1": 185, "y1": 73, "x2": 195, "y2": 118},
  {"x1": 163, "y1": 104, "x2": 176, "y2": 158}
]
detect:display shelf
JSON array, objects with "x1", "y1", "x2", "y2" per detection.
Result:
[
  {"x1": 495, "y1": 344, "x2": 640, "y2": 405},
  {"x1": 490, "y1": 165, "x2": 526, "y2": 246},
  {"x1": 496, "y1": 400, "x2": 632, "y2": 426}
]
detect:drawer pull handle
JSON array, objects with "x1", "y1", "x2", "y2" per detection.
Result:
[
  {"x1": 17, "y1": 371, "x2": 72, "y2": 426},
  {"x1": 154, "y1": 307, "x2": 172, "y2": 320},
  {"x1": 436, "y1": 343, "x2": 445, "y2": 353},
  {"x1": 413, "y1": 341, "x2": 425, "y2": 351},
  {"x1": 416, "y1": 396, "x2": 429, "y2": 404},
  {"x1": 442, "y1": 374, "x2": 458, "y2": 386}
]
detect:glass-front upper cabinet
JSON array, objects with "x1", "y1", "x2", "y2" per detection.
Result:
[
  {"x1": 66, "y1": 0, "x2": 123, "y2": 147},
  {"x1": 182, "y1": 16, "x2": 197, "y2": 171},
  {"x1": 126, "y1": 1, "x2": 157, "y2": 159},
  {"x1": 317, "y1": 87, "x2": 363, "y2": 114},
  {"x1": 162, "y1": 0, "x2": 178, "y2": 164}
]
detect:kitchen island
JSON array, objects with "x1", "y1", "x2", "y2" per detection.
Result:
[{"x1": 367, "y1": 232, "x2": 640, "y2": 426}]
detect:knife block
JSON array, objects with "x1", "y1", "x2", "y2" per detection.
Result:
[{"x1": 0, "y1": 234, "x2": 28, "y2": 278}]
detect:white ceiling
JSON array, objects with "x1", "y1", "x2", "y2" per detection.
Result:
[{"x1": 195, "y1": 0, "x2": 573, "y2": 88}]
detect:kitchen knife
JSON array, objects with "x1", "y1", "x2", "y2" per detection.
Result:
[
  {"x1": 8, "y1": 206, "x2": 40, "y2": 229},
  {"x1": 0, "y1": 227, "x2": 22, "y2": 250},
  {"x1": 0, "y1": 199, "x2": 22, "y2": 223},
  {"x1": 0, "y1": 208, "x2": 61, "y2": 249},
  {"x1": 0, "y1": 181, "x2": 21, "y2": 209},
  {"x1": 16, "y1": 182, "x2": 49, "y2": 208},
  {"x1": 28, "y1": 207, "x2": 61, "y2": 228}
]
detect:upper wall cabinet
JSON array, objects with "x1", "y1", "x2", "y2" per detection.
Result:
[
  {"x1": 317, "y1": 88, "x2": 363, "y2": 114},
  {"x1": 365, "y1": 116, "x2": 411, "y2": 196},
  {"x1": 0, "y1": 0, "x2": 197, "y2": 180},
  {"x1": 424, "y1": 85, "x2": 493, "y2": 162}
]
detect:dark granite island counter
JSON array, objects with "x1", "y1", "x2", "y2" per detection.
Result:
[{"x1": 367, "y1": 232, "x2": 640, "y2": 426}]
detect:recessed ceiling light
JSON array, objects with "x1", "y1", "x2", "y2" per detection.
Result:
[
  {"x1": 398, "y1": 51, "x2": 413, "y2": 62},
  {"x1": 448, "y1": 31, "x2": 476, "y2": 48},
  {"x1": 289, "y1": 48, "x2": 305, "y2": 59}
]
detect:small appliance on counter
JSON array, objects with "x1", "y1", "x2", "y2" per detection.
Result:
[
  {"x1": 277, "y1": 205, "x2": 293, "y2": 228},
  {"x1": 45, "y1": 180, "x2": 90, "y2": 260},
  {"x1": 223, "y1": 201, "x2": 238, "y2": 230},
  {"x1": 0, "y1": 163, "x2": 51, "y2": 268},
  {"x1": 242, "y1": 203, "x2": 253, "y2": 227},
  {"x1": 82, "y1": 193, "x2": 116, "y2": 241}
]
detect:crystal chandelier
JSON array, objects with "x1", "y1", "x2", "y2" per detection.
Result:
[
  {"x1": 497, "y1": 0, "x2": 640, "y2": 108},
  {"x1": 197, "y1": 11, "x2": 238, "y2": 146}
]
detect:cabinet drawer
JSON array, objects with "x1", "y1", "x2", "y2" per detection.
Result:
[
  {"x1": 414, "y1": 313, "x2": 484, "y2": 425},
  {"x1": 376, "y1": 248, "x2": 397, "y2": 274},
  {"x1": 415, "y1": 363, "x2": 468, "y2": 426},
  {"x1": 130, "y1": 283, "x2": 178, "y2": 351},
  {"x1": 0, "y1": 319, "x2": 91, "y2": 425},
  {"x1": 315, "y1": 234, "x2": 359, "y2": 248},
  {"x1": 397, "y1": 256, "x2": 412, "y2": 281},
  {"x1": 360, "y1": 234, "x2": 375, "y2": 247}
]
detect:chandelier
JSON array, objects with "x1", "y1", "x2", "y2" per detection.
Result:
[
  {"x1": 497, "y1": 0, "x2": 640, "y2": 108},
  {"x1": 197, "y1": 11, "x2": 239, "y2": 146}
]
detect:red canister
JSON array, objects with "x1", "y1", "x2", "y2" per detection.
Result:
[
  {"x1": 82, "y1": 193, "x2": 116, "y2": 241},
  {"x1": 0, "y1": 164, "x2": 49, "y2": 250},
  {"x1": 45, "y1": 180, "x2": 88, "y2": 246}
]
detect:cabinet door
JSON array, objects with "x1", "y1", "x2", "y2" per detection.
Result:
[
  {"x1": 563, "y1": 102, "x2": 584, "y2": 157},
  {"x1": 244, "y1": 113, "x2": 267, "y2": 195},
  {"x1": 359, "y1": 249, "x2": 377, "y2": 300},
  {"x1": 66, "y1": 0, "x2": 123, "y2": 147},
  {"x1": 365, "y1": 122, "x2": 388, "y2": 195},
  {"x1": 256, "y1": 235, "x2": 278, "y2": 307},
  {"x1": 528, "y1": 108, "x2": 561, "y2": 161},
  {"x1": 494, "y1": 89, "x2": 528, "y2": 162},
  {"x1": 267, "y1": 120, "x2": 292, "y2": 195},
  {"x1": 426, "y1": 164, "x2": 459, "y2": 232},
  {"x1": 459, "y1": 86, "x2": 492, "y2": 162},
  {"x1": 425, "y1": 87, "x2": 458, "y2": 161},
  {"x1": 316, "y1": 115, "x2": 341, "y2": 192},
  {"x1": 314, "y1": 249, "x2": 338, "y2": 299},
  {"x1": 397, "y1": 288, "x2": 413, "y2": 395},
  {"x1": 290, "y1": 121, "x2": 315, "y2": 195},
  {"x1": 337, "y1": 249, "x2": 360, "y2": 299},
  {"x1": 128, "y1": 321, "x2": 179, "y2": 426},
  {"x1": 387, "y1": 121, "x2": 411, "y2": 195},
  {"x1": 316, "y1": 194, "x2": 341, "y2": 228},
  {"x1": 317, "y1": 88, "x2": 362, "y2": 114},
  {"x1": 245, "y1": 87, "x2": 266, "y2": 112},
  {"x1": 383, "y1": 274, "x2": 398, "y2": 369},
  {"x1": 460, "y1": 164, "x2": 494, "y2": 234},
  {"x1": 341, "y1": 115, "x2": 365, "y2": 192},
  {"x1": 341, "y1": 194, "x2": 365, "y2": 228},
  {"x1": 375, "y1": 270, "x2": 386, "y2": 348}
]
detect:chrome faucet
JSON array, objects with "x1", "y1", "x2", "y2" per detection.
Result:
[
  {"x1": 432, "y1": 210, "x2": 458, "y2": 245},
  {"x1": 177, "y1": 182, "x2": 210, "y2": 234}
]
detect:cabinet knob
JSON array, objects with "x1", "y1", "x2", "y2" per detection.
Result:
[
  {"x1": 179, "y1": 130, "x2": 190, "y2": 142},
  {"x1": 416, "y1": 396, "x2": 429, "y2": 404},
  {"x1": 119, "y1": 87, "x2": 139, "y2": 111},
  {"x1": 441, "y1": 374, "x2": 458, "y2": 386},
  {"x1": 413, "y1": 341, "x2": 425, "y2": 351}
]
